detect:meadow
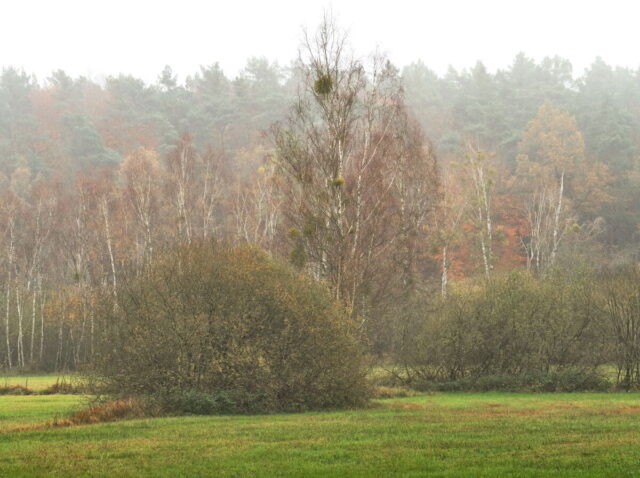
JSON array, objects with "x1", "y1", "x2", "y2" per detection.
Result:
[
  {"x1": 1, "y1": 376, "x2": 639, "y2": 477},
  {"x1": 1, "y1": 375, "x2": 79, "y2": 392}
]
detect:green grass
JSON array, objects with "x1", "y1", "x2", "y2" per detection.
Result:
[
  {"x1": 0, "y1": 374, "x2": 77, "y2": 391},
  {"x1": 0, "y1": 395, "x2": 87, "y2": 432},
  {"x1": 1, "y1": 392, "x2": 639, "y2": 477}
]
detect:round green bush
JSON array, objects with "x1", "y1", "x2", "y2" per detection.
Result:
[{"x1": 92, "y1": 242, "x2": 369, "y2": 413}]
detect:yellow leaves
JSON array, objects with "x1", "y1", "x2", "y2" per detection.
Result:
[
  {"x1": 570, "y1": 162, "x2": 613, "y2": 215},
  {"x1": 119, "y1": 147, "x2": 161, "y2": 182},
  {"x1": 516, "y1": 101, "x2": 613, "y2": 217},
  {"x1": 287, "y1": 227, "x2": 301, "y2": 239},
  {"x1": 519, "y1": 101, "x2": 586, "y2": 175},
  {"x1": 568, "y1": 223, "x2": 582, "y2": 234}
]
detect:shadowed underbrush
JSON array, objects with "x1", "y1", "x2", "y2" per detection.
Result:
[{"x1": 0, "y1": 384, "x2": 34, "y2": 395}]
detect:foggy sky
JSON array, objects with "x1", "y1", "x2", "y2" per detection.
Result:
[{"x1": 1, "y1": 0, "x2": 638, "y2": 84}]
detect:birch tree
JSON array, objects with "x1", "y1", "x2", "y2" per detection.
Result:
[
  {"x1": 273, "y1": 15, "x2": 440, "y2": 326},
  {"x1": 199, "y1": 147, "x2": 225, "y2": 240},
  {"x1": 234, "y1": 161, "x2": 282, "y2": 248},
  {"x1": 436, "y1": 165, "x2": 467, "y2": 297},
  {"x1": 166, "y1": 134, "x2": 196, "y2": 244},
  {"x1": 461, "y1": 143, "x2": 495, "y2": 278},
  {"x1": 2, "y1": 199, "x2": 16, "y2": 368},
  {"x1": 120, "y1": 147, "x2": 161, "y2": 270},
  {"x1": 516, "y1": 101, "x2": 589, "y2": 274}
]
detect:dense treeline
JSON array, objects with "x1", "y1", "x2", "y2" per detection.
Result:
[
  {"x1": 1, "y1": 17, "x2": 640, "y2": 383},
  {"x1": 0, "y1": 59, "x2": 292, "y2": 371},
  {"x1": 405, "y1": 56, "x2": 640, "y2": 258}
]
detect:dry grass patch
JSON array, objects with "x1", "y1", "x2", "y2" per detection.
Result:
[
  {"x1": 51, "y1": 398, "x2": 150, "y2": 427},
  {"x1": 599, "y1": 405, "x2": 640, "y2": 415}
]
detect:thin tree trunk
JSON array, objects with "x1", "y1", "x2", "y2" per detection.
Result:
[
  {"x1": 480, "y1": 234, "x2": 490, "y2": 278},
  {"x1": 550, "y1": 171, "x2": 565, "y2": 267},
  {"x1": 5, "y1": 281, "x2": 11, "y2": 369},
  {"x1": 16, "y1": 288, "x2": 25, "y2": 367},
  {"x1": 29, "y1": 287, "x2": 36, "y2": 364},
  {"x1": 56, "y1": 310, "x2": 63, "y2": 373},
  {"x1": 39, "y1": 292, "x2": 46, "y2": 362},
  {"x1": 441, "y1": 244, "x2": 449, "y2": 298},
  {"x1": 101, "y1": 198, "x2": 118, "y2": 306},
  {"x1": 5, "y1": 228, "x2": 14, "y2": 369}
]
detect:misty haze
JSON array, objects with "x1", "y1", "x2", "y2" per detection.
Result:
[{"x1": 1, "y1": 2, "x2": 640, "y2": 477}]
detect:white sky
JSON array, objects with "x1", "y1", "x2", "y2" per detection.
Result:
[{"x1": 1, "y1": 0, "x2": 639, "y2": 84}]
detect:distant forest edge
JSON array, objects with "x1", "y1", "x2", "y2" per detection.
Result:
[{"x1": 1, "y1": 37, "x2": 640, "y2": 375}]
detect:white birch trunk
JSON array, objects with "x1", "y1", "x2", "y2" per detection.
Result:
[{"x1": 549, "y1": 171, "x2": 565, "y2": 267}]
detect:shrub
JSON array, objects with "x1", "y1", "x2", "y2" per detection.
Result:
[
  {"x1": 0, "y1": 385, "x2": 33, "y2": 395},
  {"x1": 394, "y1": 269, "x2": 611, "y2": 392},
  {"x1": 411, "y1": 369, "x2": 611, "y2": 393},
  {"x1": 92, "y1": 242, "x2": 369, "y2": 413},
  {"x1": 599, "y1": 266, "x2": 640, "y2": 389},
  {"x1": 40, "y1": 378, "x2": 85, "y2": 395},
  {"x1": 158, "y1": 390, "x2": 274, "y2": 415}
]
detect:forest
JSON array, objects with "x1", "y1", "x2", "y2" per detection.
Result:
[
  {"x1": 3, "y1": 7, "x2": 640, "y2": 475},
  {"x1": 0, "y1": 18, "x2": 640, "y2": 395}
]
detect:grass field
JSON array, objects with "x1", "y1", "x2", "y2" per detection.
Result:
[
  {"x1": 1, "y1": 388, "x2": 640, "y2": 477},
  {"x1": 0, "y1": 374, "x2": 77, "y2": 391},
  {"x1": 0, "y1": 395, "x2": 87, "y2": 432}
]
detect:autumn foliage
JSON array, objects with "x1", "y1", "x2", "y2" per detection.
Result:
[{"x1": 1, "y1": 16, "x2": 640, "y2": 399}]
